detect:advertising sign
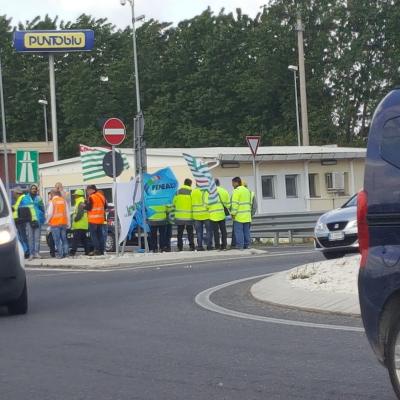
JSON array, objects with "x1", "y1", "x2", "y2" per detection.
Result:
[
  {"x1": 16, "y1": 150, "x2": 39, "y2": 184},
  {"x1": 143, "y1": 167, "x2": 178, "y2": 207},
  {"x1": 13, "y1": 30, "x2": 95, "y2": 53}
]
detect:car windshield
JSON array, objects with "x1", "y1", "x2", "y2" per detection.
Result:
[
  {"x1": 0, "y1": 186, "x2": 8, "y2": 218},
  {"x1": 341, "y1": 194, "x2": 357, "y2": 208}
]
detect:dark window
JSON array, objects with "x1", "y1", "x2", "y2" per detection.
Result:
[
  {"x1": 381, "y1": 117, "x2": 400, "y2": 169},
  {"x1": 285, "y1": 175, "x2": 298, "y2": 198},
  {"x1": 308, "y1": 173, "x2": 319, "y2": 198},
  {"x1": 261, "y1": 176, "x2": 275, "y2": 199}
]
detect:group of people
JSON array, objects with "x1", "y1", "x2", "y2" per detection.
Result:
[
  {"x1": 148, "y1": 176, "x2": 256, "y2": 252},
  {"x1": 11, "y1": 176, "x2": 254, "y2": 257},
  {"x1": 12, "y1": 183, "x2": 108, "y2": 259}
]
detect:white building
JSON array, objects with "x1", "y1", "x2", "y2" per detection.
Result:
[{"x1": 39, "y1": 146, "x2": 365, "y2": 213}]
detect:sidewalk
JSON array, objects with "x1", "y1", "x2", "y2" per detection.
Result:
[
  {"x1": 251, "y1": 255, "x2": 361, "y2": 316},
  {"x1": 27, "y1": 248, "x2": 267, "y2": 270}
]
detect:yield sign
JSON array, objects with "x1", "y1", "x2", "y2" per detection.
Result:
[
  {"x1": 246, "y1": 136, "x2": 261, "y2": 157},
  {"x1": 103, "y1": 118, "x2": 126, "y2": 146}
]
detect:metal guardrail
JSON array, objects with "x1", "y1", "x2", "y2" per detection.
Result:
[{"x1": 226, "y1": 211, "x2": 324, "y2": 245}]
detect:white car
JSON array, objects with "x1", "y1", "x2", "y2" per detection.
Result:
[
  {"x1": 0, "y1": 180, "x2": 28, "y2": 315},
  {"x1": 314, "y1": 194, "x2": 358, "y2": 259}
]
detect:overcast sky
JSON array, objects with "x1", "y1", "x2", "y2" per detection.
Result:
[{"x1": 3, "y1": 0, "x2": 266, "y2": 28}]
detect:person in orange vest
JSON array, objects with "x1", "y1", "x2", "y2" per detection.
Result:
[
  {"x1": 46, "y1": 189, "x2": 70, "y2": 259},
  {"x1": 85, "y1": 184, "x2": 107, "y2": 256}
]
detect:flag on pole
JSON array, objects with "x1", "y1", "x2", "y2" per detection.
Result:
[
  {"x1": 182, "y1": 153, "x2": 218, "y2": 204},
  {"x1": 80, "y1": 144, "x2": 129, "y2": 181}
]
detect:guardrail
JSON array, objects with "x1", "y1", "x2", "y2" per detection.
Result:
[{"x1": 226, "y1": 211, "x2": 324, "y2": 245}]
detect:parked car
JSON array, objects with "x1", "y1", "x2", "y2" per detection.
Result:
[
  {"x1": 358, "y1": 88, "x2": 400, "y2": 399},
  {"x1": 314, "y1": 194, "x2": 358, "y2": 259},
  {"x1": 0, "y1": 179, "x2": 28, "y2": 315}
]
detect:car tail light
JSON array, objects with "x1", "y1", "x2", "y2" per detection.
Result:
[{"x1": 357, "y1": 190, "x2": 369, "y2": 268}]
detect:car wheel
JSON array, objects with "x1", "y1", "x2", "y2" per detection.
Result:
[
  {"x1": 322, "y1": 251, "x2": 345, "y2": 260},
  {"x1": 388, "y1": 319, "x2": 400, "y2": 399},
  {"x1": 7, "y1": 280, "x2": 28, "y2": 315},
  {"x1": 106, "y1": 231, "x2": 116, "y2": 252}
]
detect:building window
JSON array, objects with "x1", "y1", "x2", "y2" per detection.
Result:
[
  {"x1": 308, "y1": 173, "x2": 319, "y2": 198},
  {"x1": 285, "y1": 175, "x2": 298, "y2": 198},
  {"x1": 325, "y1": 172, "x2": 345, "y2": 193},
  {"x1": 261, "y1": 175, "x2": 275, "y2": 199}
]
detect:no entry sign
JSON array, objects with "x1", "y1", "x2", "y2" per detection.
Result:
[{"x1": 103, "y1": 118, "x2": 126, "y2": 146}]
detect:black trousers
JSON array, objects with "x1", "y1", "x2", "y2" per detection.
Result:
[
  {"x1": 150, "y1": 225, "x2": 167, "y2": 251},
  {"x1": 71, "y1": 229, "x2": 89, "y2": 255},
  {"x1": 177, "y1": 224, "x2": 195, "y2": 250},
  {"x1": 211, "y1": 219, "x2": 227, "y2": 249}
]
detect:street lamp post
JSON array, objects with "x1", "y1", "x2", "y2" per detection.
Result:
[
  {"x1": 120, "y1": 0, "x2": 149, "y2": 253},
  {"x1": 288, "y1": 65, "x2": 301, "y2": 146},
  {"x1": 0, "y1": 55, "x2": 9, "y2": 195},
  {"x1": 38, "y1": 99, "x2": 48, "y2": 143}
]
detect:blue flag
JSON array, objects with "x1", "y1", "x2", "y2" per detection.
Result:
[{"x1": 143, "y1": 167, "x2": 178, "y2": 206}]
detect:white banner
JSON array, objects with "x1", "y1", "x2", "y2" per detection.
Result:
[{"x1": 116, "y1": 179, "x2": 141, "y2": 244}]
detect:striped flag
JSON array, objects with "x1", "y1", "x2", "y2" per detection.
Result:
[
  {"x1": 182, "y1": 153, "x2": 218, "y2": 204},
  {"x1": 80, "y1": 144, "x2": 129, "y2": 181}
]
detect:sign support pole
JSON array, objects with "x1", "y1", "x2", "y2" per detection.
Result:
[
  {"x1": 0, "y1": 55, "x2": 10, "y2": 195},
  {"x1": 112, "y1": 145, "x2": 119, "y2": 257},
  {"x1": 252, "y1": 155, "x2": 258, "y2": 212},
  {"x1": 48, "y1": 54, "x2": 58, "y2": 162}
]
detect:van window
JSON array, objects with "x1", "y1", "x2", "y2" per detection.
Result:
[
  {"x1": 381, "y1": 117, "x2": 400, "y2": 168},
  {"x1": 0, "y1": 187, "x2": 9, "y2": 218}
]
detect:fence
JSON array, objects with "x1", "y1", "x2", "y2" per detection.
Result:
[{"x1": 226, "y1": 211, "x2": 324, "y2": 245}]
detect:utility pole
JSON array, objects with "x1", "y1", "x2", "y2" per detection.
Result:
[
  {"x1": 0, "y1": 55, "x2": 10, "y2": 194},
  {"x1": 296, "y1": 13, "x2": 310, "y2": 146}
]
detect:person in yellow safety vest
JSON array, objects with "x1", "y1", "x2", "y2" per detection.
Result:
[
  {"x1": 208, "y1": 179, "x2": 230, "y2": 250},
  {"x1": 191, "y1": 182, "x2": 212, "y2": 250},
  {"x1": 242, "y1": 180, "x2": 258, "y2": 217},
  {"x1": 70, "y1": 189, "x2": 89, "y2": 256},
  {"x1": 230, "y1": 176, "x2": 252, "y2": 250},
  {"x1": 12, "y1": 187, "x2": 31, "y2": 258},
  {"x1": 47, "y1": 189, "x2": 70, "y2": 259},
  {"x1": 147, "y1": 199, "x2": 168, "y2": 253},
  {"x1": 173, "y1": 178, "x2": 195, "y2": 251}
]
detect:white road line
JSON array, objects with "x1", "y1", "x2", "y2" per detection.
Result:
[{"x1": 195, "y1": 274, "x2": 364, "y2": 333}]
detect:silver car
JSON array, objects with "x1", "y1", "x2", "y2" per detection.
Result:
[{"x1": 314, "y1": 194, "x2": 358, "y2": 259}]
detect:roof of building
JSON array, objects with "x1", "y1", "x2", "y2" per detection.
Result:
[{"x1": 39, "y1": 145, "x2": 366, "y2": 169}]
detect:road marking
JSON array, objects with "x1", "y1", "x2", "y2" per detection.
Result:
[
  {"x1": 26, "y1": 249, "x2": 318, "y2": 274},
  {"x1": 195, "y1": 274, "x2": 364, "y2": 333}
]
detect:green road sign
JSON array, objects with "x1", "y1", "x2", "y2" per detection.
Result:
[{"x1": 16, "y1": 150, "x2": 39, "y2": 184}]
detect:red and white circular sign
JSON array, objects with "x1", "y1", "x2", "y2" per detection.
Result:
[{"x1": 103, "y1": 118, "x2": 126, "y2": 146}]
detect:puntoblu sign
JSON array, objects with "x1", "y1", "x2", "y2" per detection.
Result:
[{"x1": 13, "y1": 30, "x2": 95, "y2": 53}]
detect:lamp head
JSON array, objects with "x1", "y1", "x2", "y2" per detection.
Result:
[
  {"x1": 288, "y1": 65, "x2": 298, "y2": 72},
  {"x1": 120, "y1": 0, "x2": 127, "y2": 5},
  {"x1": 38, "y1": 99, "x2": 48, "y2": 105}
]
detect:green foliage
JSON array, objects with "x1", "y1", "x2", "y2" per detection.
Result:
[{"x1": 1, "y1": 2, "x2": 398, "y2": 158}]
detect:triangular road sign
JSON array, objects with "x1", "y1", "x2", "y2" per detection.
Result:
[{"x1": 246, "y1": 136, "x2": 261, "y2": 157}]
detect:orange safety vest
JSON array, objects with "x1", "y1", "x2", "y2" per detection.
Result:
[
  {"x1": 49, "y1": 196, "x2": 68, "y2": 226},
  {"x1": 88, "y1": 192, "x2": 106, "y2": 224}
]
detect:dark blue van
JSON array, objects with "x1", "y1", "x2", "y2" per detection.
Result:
[{"x1": 358, "y1": 89, "x2": 400, "y2": 399}]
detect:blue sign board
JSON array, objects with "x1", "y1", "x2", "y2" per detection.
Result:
[{"x1": 13, "y1": 30, "x2": 95, "y2": 53}]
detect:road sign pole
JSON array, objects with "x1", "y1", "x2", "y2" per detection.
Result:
[
  {"x1": 0, "y1": 55, "x2": 10, "y2": 195},
  {"x1": 49, "y1": 54, "x2": 58, "y2": 162},
  {"x1": 112, "y1": 146, "x2": 119, "y2": 257},
  {"x1": 252, "y1": 155, "x2": 258, "y2": 213}
]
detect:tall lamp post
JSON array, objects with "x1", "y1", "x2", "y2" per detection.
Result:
[
  {"x1": 0, "y1": 55, "x2": 9, "y2": 195},
  {"x1": 38, "y1": 99, "x2": 48, "y2": 143},
  {"x1": 288, "y1": 65, "x2": 301, "y2": 146},
  {"x1": 120, "y1": 0, "x2": 149, "y2": 253}
]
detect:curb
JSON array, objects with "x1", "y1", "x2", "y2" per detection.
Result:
[{"x1": 251, "y1": 270, "x2": 361, "y2": 317}]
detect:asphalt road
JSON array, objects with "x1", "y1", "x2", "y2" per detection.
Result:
[{"x1": 0, "y1": 247, "x2": 395, "y2": 400}]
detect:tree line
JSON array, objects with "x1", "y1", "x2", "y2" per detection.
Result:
[{"x1": 0, "y1": 0, "x2": 399, "y2": 159}]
